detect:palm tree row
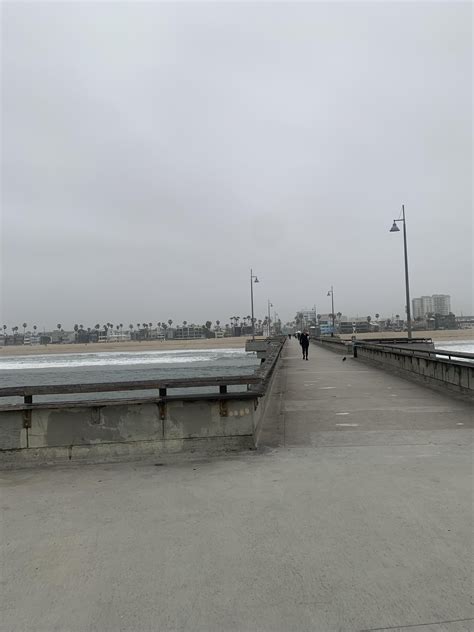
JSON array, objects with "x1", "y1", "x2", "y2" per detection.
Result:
[{"x1": 2, "y1": 317, "x2": 271, "y2": 344}]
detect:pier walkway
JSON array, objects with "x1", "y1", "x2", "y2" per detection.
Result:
[{"x1": 2, "y1": 340, "x2": 473, "y2": 631}]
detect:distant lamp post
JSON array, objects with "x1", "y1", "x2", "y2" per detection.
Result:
[
  {"x1": 250, "y1": 269, "x2": 259, "y2": 340},
  {"x1": 267, "y1": 300, "x2": 273, "y2": 338},
  {"x1": 389, "y1": 204, "x2": 412, "y2": 339},
  {"x1": 327, "y1": 286, "x2": 335, "y2": 335}
]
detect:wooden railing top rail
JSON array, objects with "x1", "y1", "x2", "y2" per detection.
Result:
[{"x1": 0, "y1": 374, "x2": 261, "y2": 399}]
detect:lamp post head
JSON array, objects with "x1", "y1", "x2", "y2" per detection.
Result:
[
  {"x1": 254, "y1": 277, "x2": 259, "y2": 283},
  {"x1": 390, "y1": 221, "x2": 400, "y2": 233},
  {"x1": 327, "y1": 291, "x2": 331, "y2": 296}
]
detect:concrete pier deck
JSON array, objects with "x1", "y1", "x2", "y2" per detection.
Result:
[{"x1": 2, "y1": 341, "x2": 473, "y2": 631}]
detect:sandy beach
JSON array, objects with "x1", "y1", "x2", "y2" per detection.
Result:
[{"x1": 0, "y1": 336, "x2": 251, "y2": 358}]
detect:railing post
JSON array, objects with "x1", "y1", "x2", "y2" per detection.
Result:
[
  {"x1": 159, "y1": 388, "x2": 167, "y2": 397},
  {"x1": 219, "y1": 385, "x2": 227, "y2": 394},
  {"x1": 24, "y1": 394, "x2": 33, "y2": 405}
]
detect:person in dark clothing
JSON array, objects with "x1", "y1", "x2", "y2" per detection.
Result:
[{"x1": 300, "y1": 331, "x2": 310, "y2": 360}]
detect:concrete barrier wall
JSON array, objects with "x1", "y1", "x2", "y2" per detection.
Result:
[
  {"x1": 355, "y1": 346, "x2": 474, "y2": 399},
  {"x1": 0, "y1": 397, "x2": 260, "y2": 467}
]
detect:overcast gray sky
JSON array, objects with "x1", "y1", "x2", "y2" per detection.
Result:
[{"x1": 1, "y1": 1, "x2": 472, "y2": 329}]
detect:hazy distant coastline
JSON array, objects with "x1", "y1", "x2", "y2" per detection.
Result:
[{"x1": 1, "y1": 328, "x2": 473, "y2": 358}]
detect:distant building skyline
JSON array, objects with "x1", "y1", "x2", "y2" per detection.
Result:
[{"x1": 412, "y1": 294, "x2": 451, "y2": 319}]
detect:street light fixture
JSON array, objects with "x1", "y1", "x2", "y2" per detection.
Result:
[
  {"x1": 250, "y1": 269, "x2": 259, "y2": 340},
  {"x1": 327, "y1": 286, "x2": 335, "y2": 335},
  {"x1": 389, "y1": 204, "x2": 412, "y2": 339}
]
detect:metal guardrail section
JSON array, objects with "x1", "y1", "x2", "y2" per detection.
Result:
[
  {"x1": 0, "y1": 337, "x2": 286, "y2": 409},
  {"x1": 354, "y1": 342, "x2": 474, "y2": 365}
]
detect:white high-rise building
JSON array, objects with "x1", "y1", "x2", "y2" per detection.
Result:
[
  {"x1": 412, "y1": 298, "x2": 423, "y2": 319},
  {"x1": 421, "y1": 296, "x2": 434, "y2": 315},
  {"x1": 412, "y1": 294, "x2": 451, "y2": 318},
  {"x1": 432, "y1": 294, "x2": 451, "y2": 315}
]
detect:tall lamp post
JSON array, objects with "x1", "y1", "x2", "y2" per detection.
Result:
[
  {"x1": 390, "y1": 204, "x2": 412, "y2": 339},
  {"x1": 267, "y1": 300, "x2": 273, "y2": 337},
  {"x1": 327, "y1": 286, "x2": 335, "y2": 335},
  {"x1": 250, "y1": 269, "x2": 259, "y2": 340}
]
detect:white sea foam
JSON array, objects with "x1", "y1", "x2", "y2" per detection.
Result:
[{"x1": 0, "y1": 348, "x2": 249, "y2": 371}]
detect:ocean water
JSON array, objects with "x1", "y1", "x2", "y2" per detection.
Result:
[
  {"x1": 435, "y1": 340, "x2": 474, "y2": 355},
  {"x1": 0, "y1": 348, "x2": 260, "y2": 405}
]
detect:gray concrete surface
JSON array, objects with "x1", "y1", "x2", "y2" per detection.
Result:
[{"x1": 1, "y1": 341, "x2": 473, "y2": 631}]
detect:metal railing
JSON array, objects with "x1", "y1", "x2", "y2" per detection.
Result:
[{"x1": 354, "y1": 342, "x2": 474, "y2": 365}]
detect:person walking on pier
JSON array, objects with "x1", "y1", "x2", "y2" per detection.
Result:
[{"x1": 300, "y1": 330, "x2": 310, "y2": 360}]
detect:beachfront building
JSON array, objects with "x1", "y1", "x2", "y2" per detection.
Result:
[
  {"x1": 413, "y1": 294, "x2": 450, "y2": 319},
  {"x1": 174, "y1": 325, "x2": 206, "y2": 340},
  {"x1": 432, "y1": 294, "x2": 451, "y2": 316},
  {"x1": 412, "y1": 296, "x2": 433, "y2": 319}
]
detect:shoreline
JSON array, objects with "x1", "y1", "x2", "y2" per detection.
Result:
[{"x1": 0, "y1": 337, "x2": 251, "y2": 358}]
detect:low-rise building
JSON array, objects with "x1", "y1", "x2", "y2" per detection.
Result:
[{"x1": 174, "y1": 325, "x2": 205, "y2": 340}]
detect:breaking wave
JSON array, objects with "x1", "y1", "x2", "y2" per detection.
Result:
[{"x1": 0, "y1": 348, "x2": 250, "y2": 371}]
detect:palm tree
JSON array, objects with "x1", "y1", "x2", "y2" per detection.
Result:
[
  {"x1": 215, "y1": 320, "x2": 220, "y2": 329},
  {"x1": 168, "y1": 319, "x2": 173, "y2": 329},
  {"x1": 367, "y1": 316, "x2": 372, "y2": 323},
  {"x1": 74, "y1": 324, "x2": 79, "y2": 342},
  {"x1": 33, "y1": 325, "x2": 37, "y2": 335},
  {"x1": 336, "y1": 312, "x2": 342, "y2": 321},
  {"x1": 22, "y1": 322, "x2": 27, "y2": 336},
  {"x1": 375, "y1": 313, "x2": 380, "y2": 320}
]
